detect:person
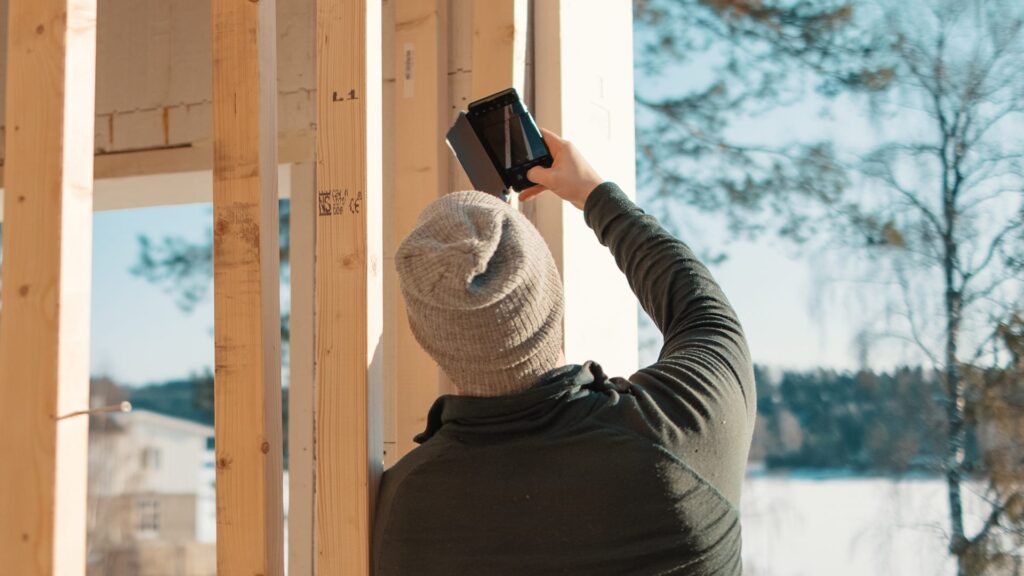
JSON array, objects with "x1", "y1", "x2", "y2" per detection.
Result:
[{"x1": 373, "y1": 128, "x2": 756, "y2": 575}]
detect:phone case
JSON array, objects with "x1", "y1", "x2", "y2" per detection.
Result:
[{"x1": 446, "y1": 112, "x2": 509, "y2": 198}]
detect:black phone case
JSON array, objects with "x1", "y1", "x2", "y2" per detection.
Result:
[
  {"x1": 450, "y1": 88, "x2": 552, "y2": 193},
  {"x1": 446, "y1": 112, "x2": 509, "y2": 198}
]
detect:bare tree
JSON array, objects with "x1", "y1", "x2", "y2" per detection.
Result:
[
  {"x1": 636, "y1": 0, "x2": 1024, "y2": 573},
  {"x1": 857, "y1": 6, "x2": 1024, "y2": 572}
]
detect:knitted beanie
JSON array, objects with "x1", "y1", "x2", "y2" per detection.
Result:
[{"x1": 395, "y1": 191, "x2": 564, "y2": 397}]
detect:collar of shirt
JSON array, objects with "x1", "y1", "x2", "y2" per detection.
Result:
[{"x1": 414, "y1": 361, "x2": 616, "y2": 444}]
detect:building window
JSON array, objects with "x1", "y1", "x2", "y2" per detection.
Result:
[
  {"x1": 140, "y1": 446, "x2": 161, "y2": 470},
  {"x1": 136, "y1": 498, "x2": 160, "y2": 537},
  {"x1": 206, "y1": 436, "x2": 215, "y2": 450}
]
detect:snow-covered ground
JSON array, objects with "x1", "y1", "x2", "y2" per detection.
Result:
[{"x1": 742, "y1": 474, "x2": 999, "y2": 576}]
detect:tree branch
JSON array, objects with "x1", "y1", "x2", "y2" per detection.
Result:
[{"x1": 963, "y1": 217, "x2": 1024, "y2": 285}]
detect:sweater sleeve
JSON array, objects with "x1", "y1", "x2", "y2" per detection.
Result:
[{"x1": 583, "y1": 182, "x2": 756, "y2": 505}]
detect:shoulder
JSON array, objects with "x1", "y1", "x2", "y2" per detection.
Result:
[{"x1": 379, "y1": 437, "x2": 449, "y2": 509}]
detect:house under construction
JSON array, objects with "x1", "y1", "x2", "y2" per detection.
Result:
[{"x1": 0, "y1": 0, "x2": 638, "y2": 574}]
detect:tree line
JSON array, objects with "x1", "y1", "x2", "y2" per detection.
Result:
[{"x1": 753, "y1": 365, "x2": 957, "y2": 473}]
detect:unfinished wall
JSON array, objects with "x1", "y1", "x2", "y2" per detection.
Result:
[{"x1": 0, "y1": 0, "x2": 315, "y2": 172}]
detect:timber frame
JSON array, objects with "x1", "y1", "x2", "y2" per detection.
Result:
[{"x1": 0, "y1": 1, "x2": 638, "y2": 575}]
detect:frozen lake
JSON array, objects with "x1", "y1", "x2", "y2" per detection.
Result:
[{"x1": 741, "y1": 474, "x2": 998, "y2": 576}]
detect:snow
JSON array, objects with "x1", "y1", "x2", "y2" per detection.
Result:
[{"x1": 742, "y1": 475, "x2": 997, "y2": 576}]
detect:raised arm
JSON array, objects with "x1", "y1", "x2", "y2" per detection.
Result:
[{"x1": 526, "y1": 130, "x2": 756, "y2": 505}]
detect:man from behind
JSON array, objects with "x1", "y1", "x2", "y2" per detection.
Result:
[{"x1": 373, "y1": 128, "x2": 756, "y2": 575}]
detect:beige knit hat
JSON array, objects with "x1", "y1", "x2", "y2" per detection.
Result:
[{"x1": 395, "y1": 191, "x2": 564, "y2": 397}]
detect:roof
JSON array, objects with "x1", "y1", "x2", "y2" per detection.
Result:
[{"x1": 117, "y1": 409, "x2": 215, "y2": 437}]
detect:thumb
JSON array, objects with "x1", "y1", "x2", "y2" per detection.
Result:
[{"x1": 527, "y1": 164, "x2": 554, "y2": 187}]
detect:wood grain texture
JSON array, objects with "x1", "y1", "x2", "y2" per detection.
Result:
[
  {"x1": 288, "y1": 161, "x2": 316, "y2": 576},
  {"x1": 210, "y1": 0, "x2": 284, "y2": 574},
  {"x1": 470, "y1": 0, "x2": 527, "y2": 100},
  {"x1": 446, "y1": 0, "x2": 474, "y2": 192},
  {"x1": 314, "y1": 0, "x2": 383, "y2": 573},
  {"x1": 382, "y1": 0, "x2": 399, "y2": 470},
  {"x1": 386, "y1": 0, "x2": 448, "y2": 466},
  {"x1": 0, "y1": 0, "x2": 96, "y2": 574},
  {"x1": 0, "y1": 0, "x2": 315, "y2": 170}
]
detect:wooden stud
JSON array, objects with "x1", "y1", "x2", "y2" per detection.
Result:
[
  {"x1": 382, "y1": 0, "x2": 400, "y2": 469},
  {"x1": 385, "y1": 0, "x2": 448, "y2": 467},
  {"x1": 470, "y1": 0, "x2": 528, "y2": 100},
  {"x1": 210, "y1": 0, "x2": 284, "y2": 574},
  {"x1": 446, "y1": 0, "x2": 474, "y2": 192},
  {"x1": 0, "y1": 0, "x2": 97, "y2": 574},
  {"x1": 288, "y1": 161, "x2": 316, "y2": 576},
  {"x1": 314, "y1": 0, "x2": 383, "y2": 573},
  {"x1": 465, "y1": 0, "x2": 530, "y2": 212},
  {"x1": 531, "y1": 0, "x2": 639, "y2": 377}
]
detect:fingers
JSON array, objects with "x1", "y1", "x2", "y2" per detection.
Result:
[
  {"x1": 539, "y1": 127, "x2": 565, "y2": 155},
  {"x1": 526, "y1": 165, "x2": 551, "y2": 185}
]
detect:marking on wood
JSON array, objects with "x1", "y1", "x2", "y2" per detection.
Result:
[{"x1": 314, "y1": 0, "x2": 383, "y2": 573}]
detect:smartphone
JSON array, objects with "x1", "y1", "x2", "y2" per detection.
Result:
[{"x1": 466, "y1": 88, "x2": 553, "y2": 192}]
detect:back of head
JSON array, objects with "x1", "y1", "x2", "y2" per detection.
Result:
[{"x1": 395, "y1": 191, "x2": 564, "y2": 397}]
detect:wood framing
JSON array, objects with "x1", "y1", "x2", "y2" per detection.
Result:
[
  {"x1": 288, "y1": 162, "x2": 316, "y2": 576},
  {"x1": 446, "y1": 0, "x2": 474, "y2": 191},
  {"x1": 0, "y1": 0, "x2": 97, "y2": 574},
  {"x1": 385, "y1": 0, "x2": 449, "y2": 467},
  {"x1": 210, "y1": 0, "x2": 284, "y2": 574},
  {"x1": 314, "y1": 0, "x2": 383, "y2": 573},
  {"x1": 0, "y1": 0, "x2": 315, "y2": 189},
  {"x1": 382, "y1": 0, "x2": 399, "y2": 470},
  {"x1": 465, "y1": 0, "x2": 527, "y2": 212},
  {"x1": 531, "y1": 0, "x2": 639, "y2": 376},
  {"x1": 469, "y1": 0, "x2": 527, "y2": 100}
]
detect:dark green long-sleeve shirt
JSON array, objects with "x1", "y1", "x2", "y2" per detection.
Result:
[{"x1": 372, "y1": 183, "x2": 757, "y2": 575}]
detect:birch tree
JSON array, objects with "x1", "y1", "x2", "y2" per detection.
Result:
[{"x1": 636, "y1": 1, "x2": 1024, "y2": 573}]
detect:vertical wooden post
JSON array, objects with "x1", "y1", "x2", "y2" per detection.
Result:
[
  {"x1": 446, "y1": 0, "x2": 475, "y2": 192},
  {"x1": 532, "y1": 0, "x2": 639, "y2": 376},
  {"x1": 470, "y1": 0, "x2": 528, "y2": 100},
  {"x1": 210, "y1": 0, "x2": 284, "y2": 574},
  {"x1": 288, "y1": 162, "x2": 316, "y2": 576},
  {"x1": 382, "y1": 0, "x2": 399, "y2": 471},
  {"x1": 314, "y1": 0, "x2": 383, "y2": 573},
  {"x1": 385, "y1": 0, "x2": 448, "y2": 466},
  {"x1": 468, "y1": 0, "x2": 528, "y2": 214},
  {"x1": 0, "y1": 0, "x2": 97, "y2": 574}
]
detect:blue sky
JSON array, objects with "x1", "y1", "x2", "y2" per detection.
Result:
[
  {"x1": 90, "y1": 200, "x2": 861, "y2": 386},
  {"x1": 91, "y1": 204, "x2": 218, "y2": 385},
  {"x1": 81, "y1": 23, "x2": 923, "y2": 386}
]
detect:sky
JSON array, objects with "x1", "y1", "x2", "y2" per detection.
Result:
[
  {"x1": 91, "y1": 204, "x2": 218, "y2": 385},
  {"x1": 89, "y1": 110, "x2": 899, "y2": 386},
  {"x1": 88, "y1": 190, "x2": 871, "y2": 386},
  {"x1": 78, "y1": 20, "x2": 938, "y2": 387}
]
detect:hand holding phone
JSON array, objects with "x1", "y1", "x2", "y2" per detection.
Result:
[
  {"x1": 520, "y1": 129, "x2": 604, "y2": 211},
  {"x1": 466, "y1": 88, "x2": 554, "y2": 192}
]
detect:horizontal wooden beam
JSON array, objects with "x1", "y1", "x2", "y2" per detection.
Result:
[
  {"x1": 0, "y1": 130, "x2": 311, "y2": 221},
  {"x1": 0, "y1": 161, "x2": 299, "y2": 223},
  {"x1": 0, "y1": 129, "x2": 310, "y2": 185}
]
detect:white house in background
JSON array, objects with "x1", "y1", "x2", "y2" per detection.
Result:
[
  {"x1": 88, "y1": 409, "x2": 218, "y2": 576},
  {"x1": 86, "y1": 391, "x2": 291, "y2": 576}
]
